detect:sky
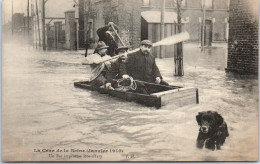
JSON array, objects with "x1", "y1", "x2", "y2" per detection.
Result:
[{"x1": 2, "y1": 0, "x2": 28, "y2": 23}]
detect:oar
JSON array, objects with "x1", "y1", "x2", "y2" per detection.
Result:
[
  {"x1": 100, "y1": 31, "x2": 190, "y2": 64},
  {"x1": 110, "y1": 24, "x2": 125, "y2": 47}
]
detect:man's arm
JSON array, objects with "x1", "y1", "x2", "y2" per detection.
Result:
[
  {"x1": 81, "y1": 54, "x2": 102, "y2": 65},
  {"x1": 152, "y1": 60, "x2": 162, "y2": 79},
  {"x1": 106, "y1": 62, "x2": 118, "y2": 83}
]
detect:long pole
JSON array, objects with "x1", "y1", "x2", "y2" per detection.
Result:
[
  {"x1": 160, "y1": 0, "x2": 165, "y2": 58},
  {"x1": 86, "y1": 32, "x2": 190, "y2": 64},
  {"x1": 85, "y1": 1, "x2": 90, "y2": 57},
  {"x1": 12, "y1": 0, "x2": 13, "y2": 36},
  {"x1": 36, "y1": 0, "x2": 41, "y2": 47},
  {"x1": 176, "y1": 0, "x2": 184, "y2": 76},
  {"x1": 111, "y1": 25, "x2": 125, "y2": 46},
  {"x1": 42, "y1": 0, "x2": 46, "y2": 50},
  {"x1": 201, "y1": 0, "x2": 206, "y2": 51},
  {"x1": 34, "y1": 17, "x2": 37, "y2": 48},
  {"x1": 27, "y1": 0, "x2": 30, "y2": 36}
]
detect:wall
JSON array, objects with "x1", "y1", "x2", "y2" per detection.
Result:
[
  {"x1": 31, "y1": 0, "x2": 78, "y2": 50},
  {"x1": 141, "y1": 0, "x2": 229, "y2": 42},
  {"x1": 78, "y1": 0, "x2": 85, "y2": 49},
  {"x1": 65, "y1": 11, "x2": 76, "y2": 50},
  {"x1": 227, "y1": 0, "x2": 258, "y2": 74},
  {"x1": 92, "y1": 0, "x2": 142, "y2": 49},
  {"x1": 118, "y1": 0, "x2": 142, "y2": 49}
]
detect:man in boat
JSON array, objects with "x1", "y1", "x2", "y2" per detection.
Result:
[
  {"x1": 82, "y1": 41, "x2": 115, "y2": 88},
  {"x1": 105, "y1": 46, "x2": 129, "y2": 90},
  {"x1": 124, "y1": 40, "x2": 169, "y2": 86},
  {"x1": 96, "y1": 22, "x2": 118, "y2": 57}
]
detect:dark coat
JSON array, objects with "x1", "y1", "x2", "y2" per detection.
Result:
[
  {"x1": 97, "y1": 25, "x2": 118, "y2": 57},
  {"x1": 124, "y1": 49, "x2": 162, "y2": 83},
  {"x1": 106, "y1": 59, "x2": 126, "y2": 83}
]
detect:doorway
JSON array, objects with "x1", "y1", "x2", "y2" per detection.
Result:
[{"x1": 201, "y1": 19, "x2": 212, "y2": 46}]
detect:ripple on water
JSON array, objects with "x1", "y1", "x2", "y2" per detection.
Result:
[{"x1": 2, "y1": 43, "x2": 258, "y2": 161}]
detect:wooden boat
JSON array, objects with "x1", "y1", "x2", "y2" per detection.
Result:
[{"x1": 74, "y1": 81, "x2": 199, "y2": 108}]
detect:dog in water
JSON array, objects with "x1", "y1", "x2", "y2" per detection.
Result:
[{"x1": 196, "y1": 111, "x2": 229, "y2": 150}]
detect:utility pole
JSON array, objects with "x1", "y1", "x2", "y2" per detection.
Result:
[
  {"x1": 160, "y1": 0, "x2": 165, "y2": 58},
  {"x1": 201, "y1": 0, "x2": 206, "y2": 51},
  {"x1": 36, "y1": 0, "x2": 41, "y2": 48},
  {"x1": 42, "y1": 0, "x2": 47, "y2": 51},
  {"x1": 12, "y1": 0, "x2": 13, "y2": 36},
  {"x1": 27, "y1": 0, "x2": 30, "y2": 37},
  {"x1": 85, "y1": 0, "x2": 91, "y2": 57},
  {"x1": 175, "y1": 0, "x2": 184, "y2": 76}
]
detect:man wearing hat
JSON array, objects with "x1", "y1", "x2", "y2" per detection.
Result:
[
  {"x1": 82, "y1": 41, "x2": 115, "y2": 88},
  {"x1": 123, "y1": 40, "x2": 168, "y2": 89},
  {"x1": 105, "y1": 46, "x2": 129, "y2": 90},
  {"x1": 97, "y1": 22, "x2": 119, "y2": 57}
]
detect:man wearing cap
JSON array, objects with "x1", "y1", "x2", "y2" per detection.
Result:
[
  {"x1": 97, "y1": 22, "x2": 119, "y2": 57},
  {"x1": 124, "y1": 40, "x2": 168, "y2": 86},
  {"x1": 82, "y1": 41, "x2": 115, "y2": 88},
  {"x1": 105, "y1": 46, "x2": 129, "y2": 90}
]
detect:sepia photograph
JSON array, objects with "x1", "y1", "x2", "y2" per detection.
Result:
[{"x1": 2, "y1": 0, "x2": 258, "y2": 162}]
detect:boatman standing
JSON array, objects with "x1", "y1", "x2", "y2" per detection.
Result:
[
  {"x1": 82, "y1": 41, "x2": 115, "y2": 88},
  {"x1": 96, "y1": 22, "x2": 119, "y2": 57}
]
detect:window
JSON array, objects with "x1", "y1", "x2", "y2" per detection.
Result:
[
  {"x1": 172, "y1": 0, "x2": 186, "y2": 8},
  {"x1": 181, "y1": 0, "x2": 186, "y2": 7},
  {"x1": 203, "y1": 0, "x2": 213, "y2": 9},
  {"x1": 84, "y1": 1, "x2": 89, "y2": 12},
  {"x1": 143, "y1": 0, "x2": 150, "y2": 6},
  {"x1": 227, "y1": 0, "x2": 230, "y2": 9}
]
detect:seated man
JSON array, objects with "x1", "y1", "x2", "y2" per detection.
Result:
[
  {"x1": 122, "y1": 40, "x2": 168, "y2": 94},
  {"x1": 82, "y1": 41, "x2": 114, "y2": 88},
  {"x1": 125, "y1": 40, "x2": 168, "y2": 84},
  {"x1": 105, "y1": 46, "x2": 129, "y2": 90}
]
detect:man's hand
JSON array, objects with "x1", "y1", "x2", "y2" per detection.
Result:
[
  {"x1": 155, "y1": 77, "x2": 161, "y2": 84},
  {"x1": 122, "y1": 75, "x2": 129, "y2": 79},
  {"x1": 108, "y1": 22, "x2": 114, "y2": 27},
  {"x1": 102, "y1": 55, "x2": 112, "y2": 68},
  {"x1": 105, "y1": 83, "x2": 114, "y2": 90},
  {"x1": 105, "y1": 31, "x2": 115, "y2": 40}
]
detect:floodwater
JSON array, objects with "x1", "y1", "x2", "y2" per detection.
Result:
[{"x1": 2, "y1": 41, "x2": 258, "y2": 162}]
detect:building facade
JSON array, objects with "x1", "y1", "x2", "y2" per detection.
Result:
[
  {"x1": 29, "y1": 0, "x2": 230, "y2": 53},
  {"x1": 82, "y1": 0, "x2": 142, "y2": 50},
  {"x1": 31, "y1": 0, "x2": 79, "y2": 50},
  {"x1": 226, "y1": 0, "x2": 258, "y2": 74},
  {"x1": 9, "y1": 13, "x2": 33, "y2": 42},
  {"x1": 141, "y1": 0, "x2": 229, "y2": 44},
  {"x1": 80, "y1": 0, "x2": 229, "y2": 57}
]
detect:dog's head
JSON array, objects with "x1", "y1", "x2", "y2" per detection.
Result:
[{"x1": 196, "y1": 111, "x2": 224, "y2": 134}]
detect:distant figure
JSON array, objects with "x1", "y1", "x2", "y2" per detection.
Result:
[
  {"x1": 85, "y1": 23, "x2": 92, "y2": 57},
  {"x1": 84, "y1": 41, "x2": 90, "y2": 57},
  {"x1": 97, "y1": 22, "x2": 119, "y2": 57},
  {"x1": 82, "y1": 41, "x2": 115, "y2": 88}
]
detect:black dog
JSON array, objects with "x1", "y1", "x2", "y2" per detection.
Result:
[{"x1": 196, "y1": 111, "x2": 229, "y2": 150}]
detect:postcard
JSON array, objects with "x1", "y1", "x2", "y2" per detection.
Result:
[{"x1": 2, "y1": 0, "x2": 258, "y2": 162}]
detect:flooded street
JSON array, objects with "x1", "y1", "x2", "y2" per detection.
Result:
[{"x1": 2, "y1": 42, "x2": 258, "y2": 161}]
